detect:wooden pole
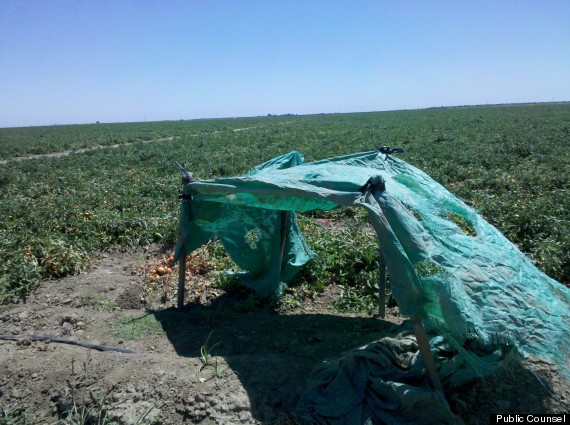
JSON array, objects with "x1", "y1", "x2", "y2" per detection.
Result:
[
  {"x1": 378, "y1": 252, "x2": 387, "y2": 318},
  {"x1": 279, "y1": 211, "x2": 290, "y2": 276},
  {"x1": 177, "y1": 246, "x2": 186, "y2": 309},
  {"x1": 412, "y1": 315, "x2": 443, "y2": 392},
  {"x1": 174, "y1": 162, "x2": 194, "y2": 311}
]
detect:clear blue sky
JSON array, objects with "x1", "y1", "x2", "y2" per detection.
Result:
[{"x1": 1, "y1": 0, "x2": 569, "y2": 127}]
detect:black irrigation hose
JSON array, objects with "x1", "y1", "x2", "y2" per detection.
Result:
[{"x1": 0, "y1": 334, "x2": 142, "y2": 354}]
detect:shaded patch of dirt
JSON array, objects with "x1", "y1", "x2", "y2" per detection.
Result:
[{"x1": 0, "y1": 247, "x2": 568, "y2": 424}]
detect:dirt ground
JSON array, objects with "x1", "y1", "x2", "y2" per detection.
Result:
[{"x1": 0, "y1": 246, "x2": 568, "y2": 424}]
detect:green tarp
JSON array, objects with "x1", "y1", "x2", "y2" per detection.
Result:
[
  {"x1": 296, "y1": 329, "x2": 464, "y2": 425},
  {"x1": 174, "y1": 150, "x2": 570, "y2": 422}
]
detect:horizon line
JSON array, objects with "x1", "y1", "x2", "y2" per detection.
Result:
[{"x1": 1, "y1": 100, "x2": 569, "y2": 130}]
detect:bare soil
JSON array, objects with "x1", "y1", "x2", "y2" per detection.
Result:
[{"x1": 0, "y1": 246, "x2": 568, "y2": 424}]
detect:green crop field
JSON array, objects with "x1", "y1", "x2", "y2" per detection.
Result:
[
  {"x1": 1, "y1": 103, "x2": 569, "y2": 304},
  {"x1": 0, "y1": 118, "x2": 268, "y2": 160}
]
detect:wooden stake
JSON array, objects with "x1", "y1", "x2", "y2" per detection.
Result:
[
  {"x1": 175, "y1": 162, "x2": 195, "y2": 310},
  {"x1": 177, "y1": 247, "x2": 186, "y2": 310},
  {"x1": 279, "y1": 211, "x2": 290, "y2": 275},
  {"x1": 378, "y1": 252, "x2": 387, "y2": 318},
  {"x1": 412, "y1": 315, "x2": 443, "y2": 392}
]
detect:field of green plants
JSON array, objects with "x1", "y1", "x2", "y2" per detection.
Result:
[
  {"x1": 1, "y1": 103, "x2": 569, "y2": 305},
  {"x1": 0, "y1": 118, "x2": 267, "y2": 160}
]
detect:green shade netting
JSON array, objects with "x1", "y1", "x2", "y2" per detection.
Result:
[{"x1": 174, "y1": 150, "x2": 570, "y2": 384}]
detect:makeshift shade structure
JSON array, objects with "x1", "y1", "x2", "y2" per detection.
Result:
[{"x1": 173, "y1": 150, "x2": 570, "y2": 422}]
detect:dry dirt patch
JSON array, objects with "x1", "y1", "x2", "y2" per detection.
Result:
[{"x1": 0, "y1": 247, "x2": 568, "y2": 424}]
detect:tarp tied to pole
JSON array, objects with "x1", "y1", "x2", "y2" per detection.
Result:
[{"x1": 174, "y1": 150, "x2": 570, "y2": 423}]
